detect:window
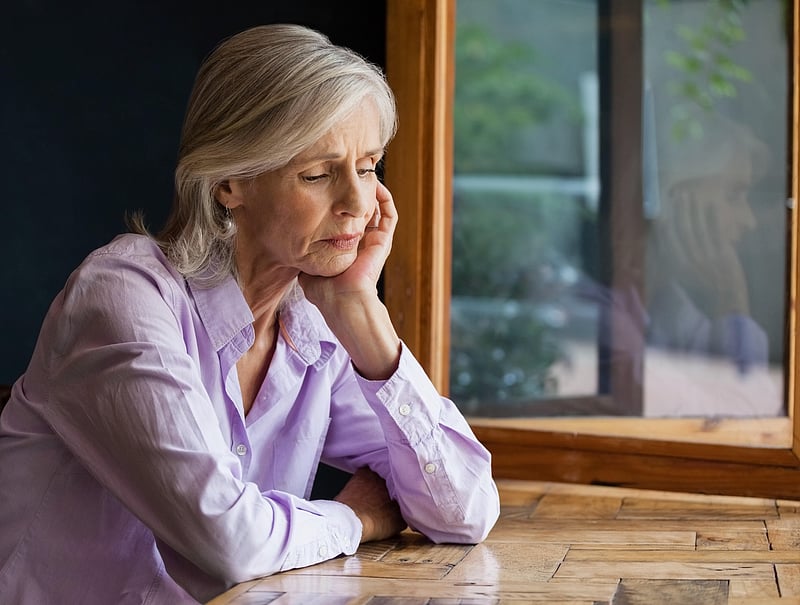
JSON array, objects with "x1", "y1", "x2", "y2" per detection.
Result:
[
  {"x1": 385, "y1": 0, "x2": 800, "y2": 498},
  {"x1": 451, "y1": 0, "x2": 787, "y2": 418}
]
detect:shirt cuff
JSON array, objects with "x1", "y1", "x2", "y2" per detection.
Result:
[
  {"x1": 278, "y1": 500, "x2": 362, "y2": 572},
  {"x1": 354, "y1": 344, "x2": 442, "y2": 442}
]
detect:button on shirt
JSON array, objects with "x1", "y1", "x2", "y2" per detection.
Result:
[{"x1": 0, "y1": 234, "x2": 499, "y2": 604}]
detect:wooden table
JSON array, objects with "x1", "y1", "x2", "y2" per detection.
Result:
[{"x1": 208, "y1": 479, "x2": 800, "y2": 604}]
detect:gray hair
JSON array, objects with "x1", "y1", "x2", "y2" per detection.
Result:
[{"x1": 130, "y1": 24, "x2": 397, "y2": 284}]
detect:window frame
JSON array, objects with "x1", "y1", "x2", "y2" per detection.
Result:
[{"x1": 384, "y1": 0, "x2": 800, "y2": 499}]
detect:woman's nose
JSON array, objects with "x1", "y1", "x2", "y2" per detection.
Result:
[{"x1": 335, "y1": 172, "x2": 373, "y2": 218}]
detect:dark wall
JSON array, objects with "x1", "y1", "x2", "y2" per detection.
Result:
[{"x1": 1, "y1": 1, "x2": 387, "y2": 385}]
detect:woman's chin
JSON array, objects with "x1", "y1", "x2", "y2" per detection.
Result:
[{"x1": 306, "y1": 254, "x2": 357, "y2": 277}]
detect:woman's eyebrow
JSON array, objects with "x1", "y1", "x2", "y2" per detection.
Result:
[{"x1": 295, "y1": 147, "x2": 385, "y2": 165}]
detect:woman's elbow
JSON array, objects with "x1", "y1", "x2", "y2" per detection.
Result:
[
  {"x1": 214, "y1": 560, "x2": 274, "y2": 586},
  {"x1": 184, "y1": 531, "x2": 283, "y2": 587},
  {"x1": 458, "y1": 491, "x2": 500, "y2": 543},
  {"x1": 426, "y1": 484, "x2": 500, "y2": 544}
]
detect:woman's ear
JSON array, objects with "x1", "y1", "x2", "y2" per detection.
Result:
[{"x1": 214, "y1": 179, "x2": 244, "y2": 209}]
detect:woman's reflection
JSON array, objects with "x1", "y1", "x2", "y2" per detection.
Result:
[
  {"x1": 647, "y1": 114, "x2": 769, "y2": 375},
  {"x1": 638, "y1": 112, "x2": 783, "y2": 417}
]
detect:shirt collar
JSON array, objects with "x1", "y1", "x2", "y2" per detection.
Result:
[
  {"x1": 277, "y1": 282, "x2": 336, "y2": 367},
  {"x1": 187, "y1": 273, "x2": 254, "y2": 352},
  {"x1": 188, "y1": 275, "x2": 335, "y2": 366}
]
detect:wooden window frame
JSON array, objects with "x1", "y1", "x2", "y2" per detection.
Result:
[
  {"x1": 596, "y1": 0, "x2": 647, "y2": 415},
  {"x1": 384, "y1": 0, "x2": 800, "y2": 499}
]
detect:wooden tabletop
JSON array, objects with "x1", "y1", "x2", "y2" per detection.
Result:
[{"x1": 207, "y1": 479, "x2": 800, "y2": 604}]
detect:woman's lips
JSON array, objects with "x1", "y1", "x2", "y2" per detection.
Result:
[{"x1": 326, "y1": 234, "x2": 360, "y2": 250}]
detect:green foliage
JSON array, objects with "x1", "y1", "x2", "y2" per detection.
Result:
[
  {"x1": 450, "y1": 298, "x2": 562, "y2": 411},
  {"x1": 449, "y1": 190, "x2": 580, "y2": 410},
  {"x1": 450, "y1": 20, "x2": 581, "y2": 410},
  {"x1": 454, "y1": 23, "x2": 573, "y2": 174},
  {"x1": 658, "y1": 0, "x2": 755, "y2": 140},
  {"x1": 452, "y1": 190, "x2": 578, "y2": 298}
]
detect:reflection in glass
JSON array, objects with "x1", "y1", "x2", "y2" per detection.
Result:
[
  {"x1": 450, "y1": 0, "x2": 788, "y2": 418},
  {"x1": 644, "y1": 112, "x2": 780, "y2": 416}
]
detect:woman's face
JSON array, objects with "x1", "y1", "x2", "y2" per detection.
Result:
[
  {"x1": 225, "y1": 97, "x2": 384, "y2": 278},
  {"x1": 690, "y1": 149, "x2": 757, "y2": 245}
]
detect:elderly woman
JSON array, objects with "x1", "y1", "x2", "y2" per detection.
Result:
[
  {"x1": 646, "y1": 115, "x2": 770, "y2": 371},
  {"x1": 0, "y1": 24, "x2": 499, "y2": 604}
]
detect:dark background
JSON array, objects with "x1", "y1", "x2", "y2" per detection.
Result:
[{"x1": 0, "y1": 0, "x2": 387, "y2": 386}]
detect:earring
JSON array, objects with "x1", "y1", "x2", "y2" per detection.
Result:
[{"x1": 223, "y1": 205, "x2": 234, "y2": 230}]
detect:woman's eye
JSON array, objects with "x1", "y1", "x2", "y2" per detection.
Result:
[
  {"x1": 357, "y1": 168, "x2": 377, "y2": 178},
  {"x1": 302, "y1": 174, "x2": 328, "y2": 183}
]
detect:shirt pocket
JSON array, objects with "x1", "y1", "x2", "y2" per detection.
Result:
[{"x1": 272, "y1": 417, "x2": 331, "y2": 499}]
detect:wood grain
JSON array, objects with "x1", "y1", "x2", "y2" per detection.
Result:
[{"x1": 208, "y1": 479, "x2": 800, "y2": 604}]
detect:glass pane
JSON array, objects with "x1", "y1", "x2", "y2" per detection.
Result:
[{"x1": 450, "y1": 0, "x2": 789, "y2": 419}]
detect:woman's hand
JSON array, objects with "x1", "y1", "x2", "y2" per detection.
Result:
[
  {"x1": 298, "y1": 182, "x2": 402, "y2": 380},
  {"x1": 659, "y1": 185, "x2": 750, "y2": 316},
  {"x1": 334, "y1": 467, "x2": 407, "y2": 543},
  {"x1": 300, "y1": 181, "x2": 396, "y2": 304}
]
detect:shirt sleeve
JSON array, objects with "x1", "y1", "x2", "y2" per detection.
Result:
[
  {"x1": 322, "y1": 343, "x2": 500, "y2": 544},
  {"x1": 33, "y1": 252, "x2": 360, "y2": 599},
  {"x1": 711, "y1": 313, "x2": 769, "y2": 374}
]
